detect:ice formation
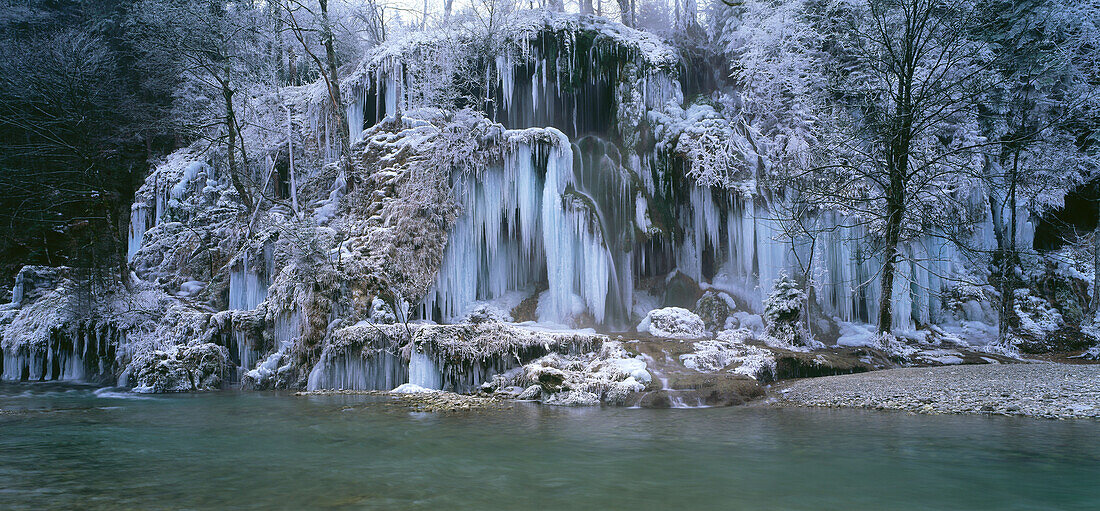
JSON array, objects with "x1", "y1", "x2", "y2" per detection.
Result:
[{"x1": 2, "y1": 11, "x2": 1044, "y2": 397}]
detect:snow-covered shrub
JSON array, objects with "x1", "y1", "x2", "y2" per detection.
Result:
[
  {"x1": 763, "y1": 275, "x2": 807, "y2": 346},
  {"x1": 873, "y1": 332, "x2": 919, "y2": 362},
  {"x1": 1032, "y1": 261, "x2": 1090, "y2": 326},
  {"x1": 130, "y1": 342, "x2": 229, "y2": 393},
  {"x1": 637, "y1": 307, "x2": 706, "y2": 339},
  {"x1": 1075, "y1": 345, "x2": 1100, "y2": 361},
  {"x1": 1011, "y1": 288, "x2": 1065, "y2": 352}
]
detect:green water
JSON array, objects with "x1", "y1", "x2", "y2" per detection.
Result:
[{"x1": 1, "y1": 383, "x2": 1098, "y2": 510}]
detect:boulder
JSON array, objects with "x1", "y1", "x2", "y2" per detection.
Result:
[{"x1": 638, "y1": 307, "x2": 706, "y2": 339}]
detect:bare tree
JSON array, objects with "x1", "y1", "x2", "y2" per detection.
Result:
[
  {"x1": 284, "y1": 0, "x2": 353, "y2": 178},
  {"x1": 129, "y1": 0, "x2": 270, "y2": 212},
  {"x1": 808, "y1": 0, "x2": 994, "y2": 334}
]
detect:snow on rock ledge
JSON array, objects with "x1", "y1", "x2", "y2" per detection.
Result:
[{"x1": 638, "y1": 307, "x2": 706, "y2": 339}]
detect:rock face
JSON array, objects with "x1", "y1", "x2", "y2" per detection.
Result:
[
  {"x1": 638, "y1": 307, "x2": 706, "y2": 339},
  {"x1": 7, "y1": 11, "x2": 1088, "y2": 401},
  {"x1": 129, "y1": 343, "x2": 230, "y2": 393}
]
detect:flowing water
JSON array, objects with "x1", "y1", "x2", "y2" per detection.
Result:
[{"x1": 2, "y1": 382, "x2": 1098, "y2": 510}]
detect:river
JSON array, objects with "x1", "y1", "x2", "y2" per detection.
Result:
[{"x1": 1, "y1": 382, "x2": 1097, "y2": 510}]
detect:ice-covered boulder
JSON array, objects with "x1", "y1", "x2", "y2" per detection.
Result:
[
  {"x1": 638, "y1": 307, "x2": 705, "y2": 339},
  {"x1": 369, "y1": 298, "x2": 397, "y2": 324},
  {"x1": 461, "y1": 303, "x2": 513, "y2": 323},
  {"x1": 695, "y1": 290, "x2": 735, "y2": 332}
]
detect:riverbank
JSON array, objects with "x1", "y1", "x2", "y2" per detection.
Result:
[{"x1": 775, "y1": 362, "x2": 1100, "y2": 419}]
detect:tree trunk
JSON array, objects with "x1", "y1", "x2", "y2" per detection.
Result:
[
  {"x1": 878, "y1": 198, "x2": 904, "y2": 334},
  {"x1": 108, "y1": 197, "x2": 130, "y2": 289},
  {"x1": 989, "y1": 189, "x2": 1009, "y2": 343},
  {"x1": 1001, "y1": 150, "x2": 1020, "y2": 339},
  {"x1": 1093, "y1": 225, "x2": 1100, "y2": 315},
  {"x1": 617, "y1": 0, "x2": 632, "y2": 26},
  {"x1": 581, "y1": 0, "x2": 593, "y2": 14},
  {"x1": 878, "y1": 108, "x2": 910, "y2": 334},
  {"x1": 223, "y1": 81, "x2": 253, "y2": 212},
  {"x1": 287, "y1": 107, "x2": 299, "y2": 215},
  {"x1": 318, "y1": 0, "x2": 352, "y2": 175}
]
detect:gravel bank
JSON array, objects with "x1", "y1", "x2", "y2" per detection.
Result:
[
  {"x1": 777, "y1": 363, "x2": 1100, "y2": 419},
  {"x1": 295, "y1": 389, "x2": 510, "y2": 412}
]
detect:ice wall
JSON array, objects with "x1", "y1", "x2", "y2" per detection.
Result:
[
  {"x1": 420, "y1": 130, "x2": 634, "y2": 329},
  {"x1": 1, "y1": 322, "x2": 119, "y2": 383},
  {"x1": 316, "y1": 12, "x2": 1015, "y2": 340},
  {"x1": 408, "y1": 350, "x2": 442, "y2": 390}
]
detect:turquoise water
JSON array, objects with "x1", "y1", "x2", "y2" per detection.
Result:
[{"x1": 1, "y1": 382, "x2": 1098, "y2": 510}]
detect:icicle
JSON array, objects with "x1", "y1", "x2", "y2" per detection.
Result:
[
  {"x1": 127, "y1": 204, "x2": 150, "y2": 261},
  {"x1": 346, "y1": 96, "x2": 365, "y2": 146},
  {"x1": 497, "y1": 54, "x2": 514, "y2": 114},
  {"x1": 306, "y1": 347, "x2": 408, "y2": 391}
]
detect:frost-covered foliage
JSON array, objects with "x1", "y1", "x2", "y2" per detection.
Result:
[
  {"x1": 130, "y1": 342, "x2": 229, "y2": 393},
  {"x1": 1008, "y1": 289, "x2": 1066, "y2": 352},
  {"x1": 306, "y1": 321, "x2": 607, "y2": 393},
  {"x1": 649, "y1": 103, "x2": 761, "y2": 190},
  {"x1": 337, "y1": 113, "x2": 470, "y2": 309},
  {"x1": 1076, "y1": 345, "x2": 1100, "y2": 361},
  {"x1": 484, "y1": 340, "x2": 651, "y2": 406},
  {"x1": 871, "y1": 332, "x2": 921, "y2": 362},
  {"x1": 0, "y1": 266, "x2": 180, "y2": 384},
  {"x1": 638, "y1": 307, "x2": 706, "y2": 339},
  {"x1": 715, "y1": 0, "x2": 822, "y2": 177}
]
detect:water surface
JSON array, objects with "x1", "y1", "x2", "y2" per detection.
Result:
[{"x1": 1, "y1": 382, "x2": 1097, "y2": 510}]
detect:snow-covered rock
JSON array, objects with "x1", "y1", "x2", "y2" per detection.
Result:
[
  {"x1": 680, "y1": 330, "x2": 777, "y2": 382},
  {"x1": 638, "y1": 307, "x2": 706, "y2": 339},
  {"x1": 392, "y1": 383, "x2": 438, "y2": 394},
  {"x1": 482, "y1": 340, "x2": 650, "y2": 406},
  {"x1": 543, "y1": 389, "x2": 600, "y2": 406}
]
